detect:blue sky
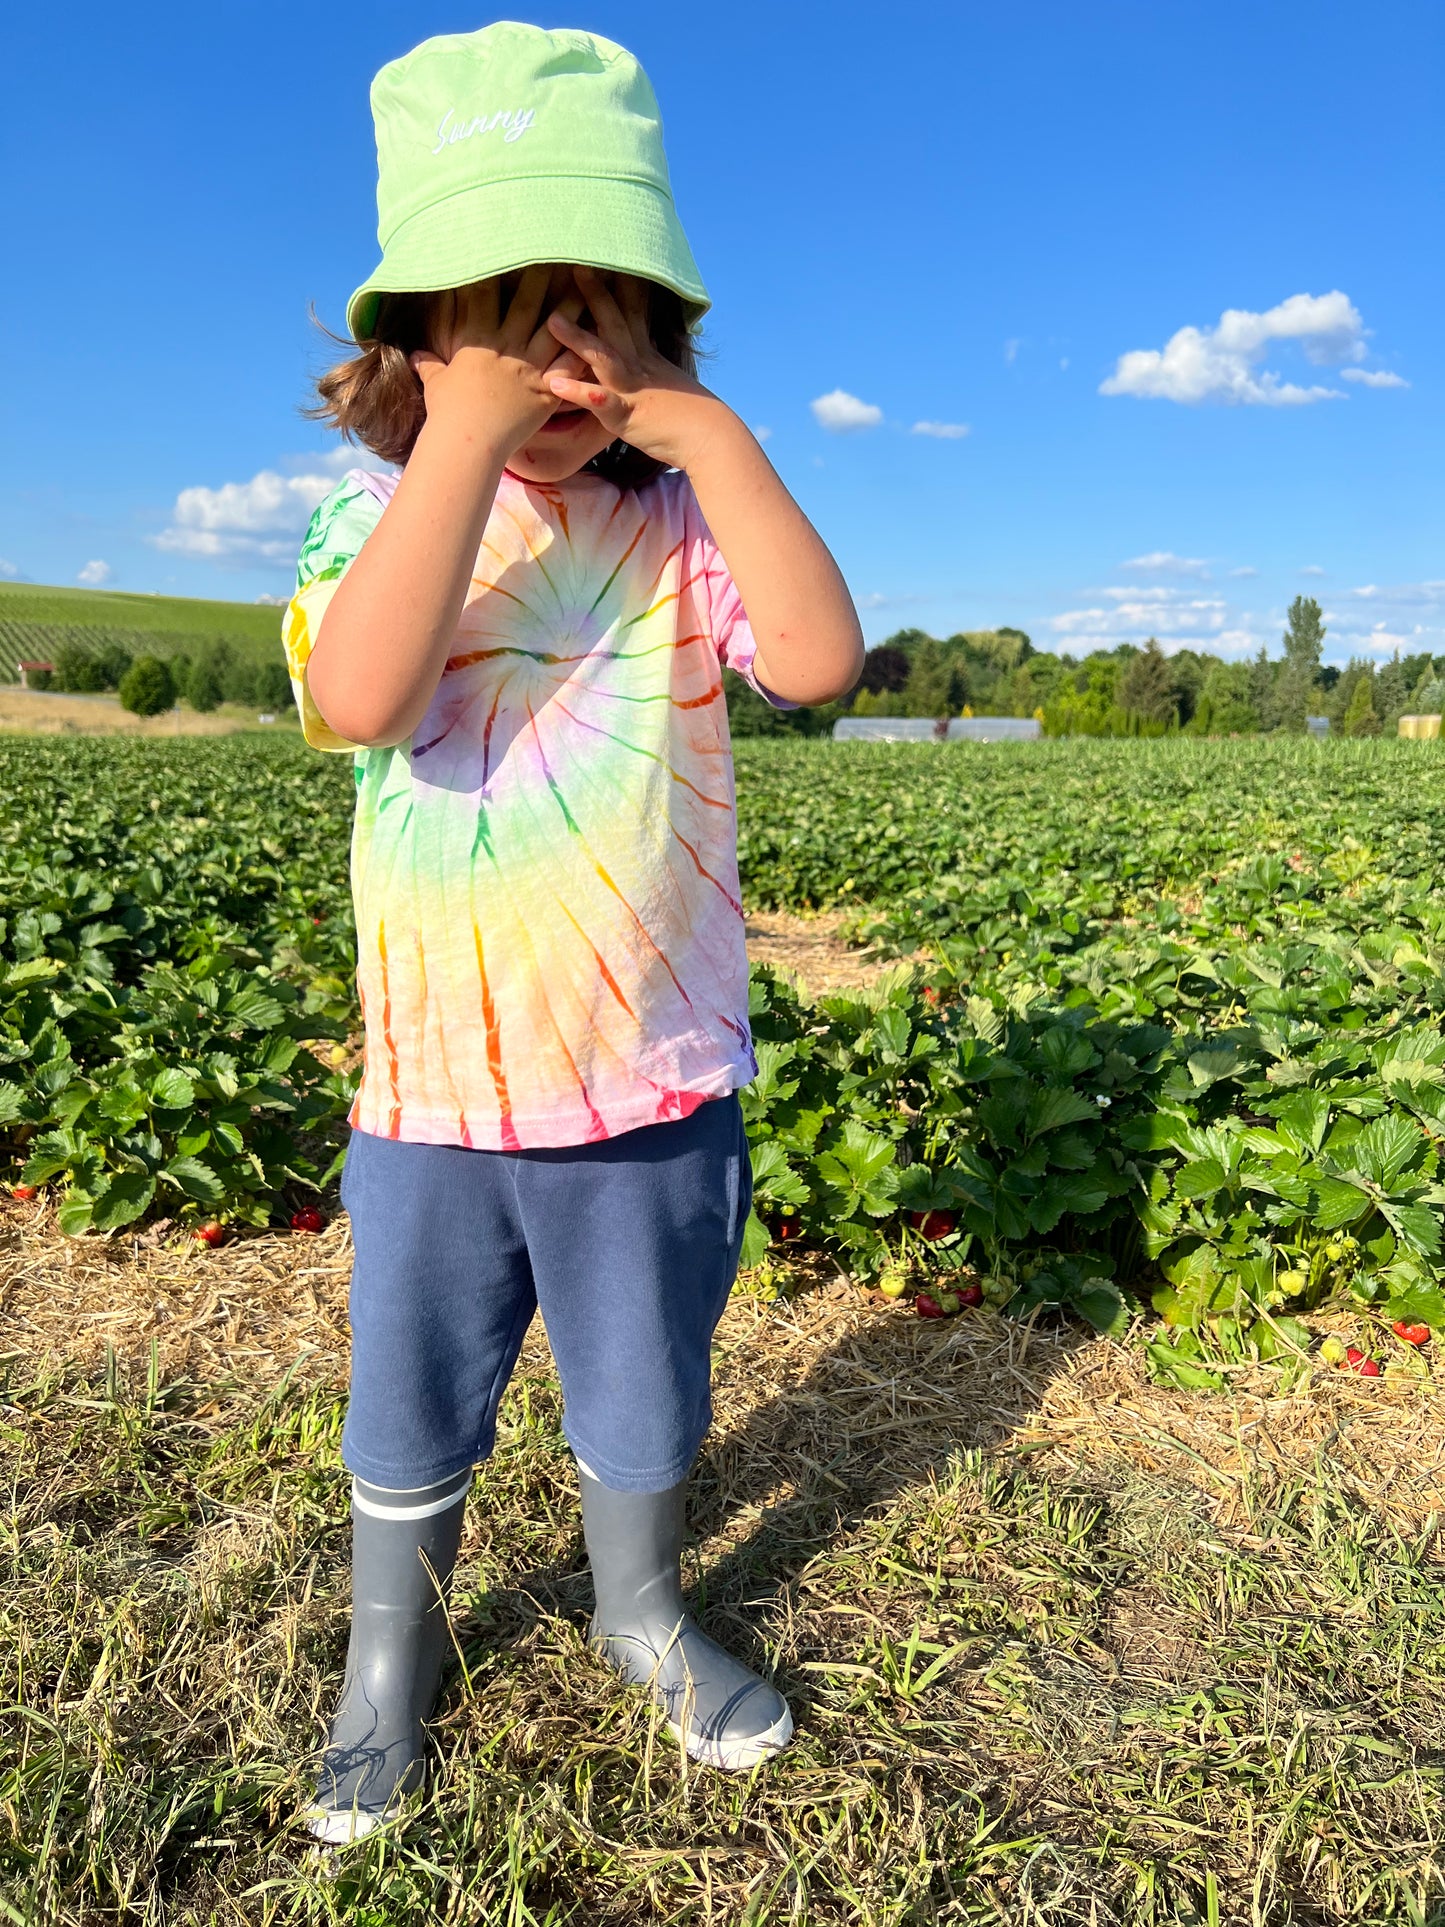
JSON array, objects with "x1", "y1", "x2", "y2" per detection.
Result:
[{"x1": 4, "y1": 0, "x2": 1440, "y2": 666}]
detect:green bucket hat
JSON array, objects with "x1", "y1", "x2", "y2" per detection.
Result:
[{"x1": 347, "y1": 21, "x2": 709, "y2": 343}]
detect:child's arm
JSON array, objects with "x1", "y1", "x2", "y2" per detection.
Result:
[
  {"x1": 547, "y1": 271, "x2": 865, "y2": 706},
  {"x1": 307, "y1": 268, "x2": 583, "y2": 747}
]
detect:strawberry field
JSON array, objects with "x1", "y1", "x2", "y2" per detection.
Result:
[{"x1": 5, "y1": 733, "x2": 1445, "y2": 1376}]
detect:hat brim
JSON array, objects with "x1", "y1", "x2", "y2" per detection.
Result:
[{"x1": 346, "y1": 172, "x2": 709, "y2": 341}]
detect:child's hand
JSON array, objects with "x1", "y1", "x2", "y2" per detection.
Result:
[
  {"x1": 544, "y1": 268, "x2": 727, "y2": 471},
  {"x1": 409, "y1": 265, "x2": 588, "y2": 456}
]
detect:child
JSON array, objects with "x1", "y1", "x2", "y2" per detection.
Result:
[{"x1": 284, "y1": 21, "x2": 863, "y2": 1842}]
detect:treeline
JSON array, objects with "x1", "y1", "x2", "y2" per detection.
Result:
[
  {"x1": 725, "y1": 598, "x2": 1438, "y2": 739},
  {"x1": 32, "y1": 636, "x2": 292, "y2": 714}
]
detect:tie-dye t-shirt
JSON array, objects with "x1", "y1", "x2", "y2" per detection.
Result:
[{"x1": 283, "y1": 465, "x2": 786, "y2": 1150}]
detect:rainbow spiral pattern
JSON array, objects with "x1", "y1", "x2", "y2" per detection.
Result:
[{"x1": 284, "y1": 467, "x2": 775, "y2": 1149}]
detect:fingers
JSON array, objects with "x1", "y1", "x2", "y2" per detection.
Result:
[
  {"x1": 408, "y1": 347, "x2": 446, "y2": 386},
  {"x1": 614, "y1": 273, "x2": 653, "y2": 355},
  {"x1": 528, "y1": 269, "x2": 584, "y2": 367},
  {"x1": 546, "y1": 371, "x2": 620, "y2": 418},
  {"x1": 501, "y1": 263, "x2": 554, "y2": 348},
  {"x1": 545, "y1": 307, "x2": 616, "y2": 374},
  {"x1": 573, "y1": 266, "x2": 635, "y2": 355}
]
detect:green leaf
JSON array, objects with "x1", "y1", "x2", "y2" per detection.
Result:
[
  {"x1": 1074, "y1": 1282, "x2": 1130, "y2": 1337},
  {"x1": 748, "y1": 1140, "x2": 810, "y2": 1207},
  {"x1": 90, "y1": 1172, "x2": 157, "y2": 1232},
  {"x1": 1350, "y1": 1114, "x2": 1423, "y2": 1192},
  {"x1": 1025, "y1": 1087, "x2": 1100, "y2": 1137},
  {"x1": 1310, "y1": 1175, "x2": 1372, "y2": 1229},
  {"x1": 56, "y1": 1195, "x2": 95, "y2": 1237},
  {"x1": 1175, "y1": 1157, "x2": 1227, "y2": 1201},
  {"x1": 0, "y1": 1080, "x2": 24, "y2": 1125},
  {"x1": 163, "y1": 1155, "x2": 225, "y2": 1202},
  {"x1": 151, "y1": 1067, "x2": 196, "y2": 1110},
  {"x1": 739, "y1": 1208, "x2": 771, "y2": 1269}
]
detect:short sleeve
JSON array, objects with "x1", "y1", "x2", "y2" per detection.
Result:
[
  {"x1": 282, "y1": 473, "x2": 388, "y2": 752},
  {"x1": 677, "y1": 478, "x2": 799, "y2": 711}
]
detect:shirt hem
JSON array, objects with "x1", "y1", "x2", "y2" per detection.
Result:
[{"x1": 346, "y1": 1062, "x2": 755, "y2": 1152}]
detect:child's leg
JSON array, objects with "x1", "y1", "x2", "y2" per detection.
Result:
[
  {"x1": 517, "y1": 1094, "x2": 792, "y2": 1768},
  {"x1": 306, "y1": 1129, "x2": 537, "y2": 1838}
]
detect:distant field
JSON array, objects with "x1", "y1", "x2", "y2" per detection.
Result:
[{"x1": 0, "y1": 580, "x2": 284, "y2": 681}]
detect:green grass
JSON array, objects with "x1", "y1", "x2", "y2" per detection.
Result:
[
  {"x1": 0, "y1": 582, "x2": 284, "y2": 683},
  {"x1": 4, "y1": 1275, "x2": 1445, "y2": 1925}
]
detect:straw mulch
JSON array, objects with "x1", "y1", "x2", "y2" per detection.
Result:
[
  {"x1": 5, "y1": 1196, "x2": 1442, "y2": 1541},
  {"x1": 743, "y1": 910, "x2": 895, "y2": 995}
]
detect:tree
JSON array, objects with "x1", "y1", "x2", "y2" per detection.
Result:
[
  {"x1": 1342, "y1": 673, "x2": 1380, "y2": 738},
  {"x1": 1374, "y1": 651, "x2": 1409, "y2": 734},
  {"x1": 856, "y1": 644, "x2": 911, "y2": 695},
  {"x1": 904, "y1": 637, "x2": 966, "y2": 718},
  {"x1": 1187, "y1": 660, "x2": 1259, "y2": 735},
  {"x1": 1248, "y1": 646, "x2": 1276, "y2": 729},
  {"x1": 254, "y1": 661, "x2": 293, "y2": 710},
  {"x1": 186, "y1": 656, "x2": 224, "y2": 712},
  {"x1": 1117, "y1": 639, "x2": 1178, "y2": 728},
  {"x1": 52, "y1": 642, "x2": 106, "y2": 693},
  {"x1": 1273, "y1": 596, "x2": 1326, "y2": 732},
  {"x1": 118, "y1": 655, "x2": 175, "y2": 717}
]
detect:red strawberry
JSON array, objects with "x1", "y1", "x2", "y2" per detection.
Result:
[
  {"x1": 195, "y1": 1221, "x2": 225, "y2": 1247},
  {"x1": 958, "y1": 1282, "x2": 984, "y2": 1307},
  {"x1": 777, "y1": 1219, "x2": 800, "y2": 1240},
  {"x1": 1345, "y1": 1347, "x2": 1364, "y2": 1366},
  {"x1": 915, "y1": 1292, "x2": 944, "y2": 1319},
  {"x1": 1392, "y1": 1320, "x2": 1431, "y2": 1346},
  {"x1": 1356, "y1": 1357, "x2": 1383, "y2": 1377},
  {"x1": 910, "y1": 1210, "x2": 956, "y2": 1241},
  {"x1": 922, "y1": 986, "x2": 939, "y2": 1005},
  {"x1": 290, "y1": 1206, "x2": 326, "y2": 1234},
  {"x1": 10, "y1": 1183, "x2": 38, "y2": 1201},
  {"x1": 311, "y1": 914, "x2": 324, "y2": 925}
]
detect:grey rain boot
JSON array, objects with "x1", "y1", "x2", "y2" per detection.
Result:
[
  {"x1": 579, "y1": 1465, "x2": 793, "y2": 1770},
  {"x1": 302, "y1": 1471, "x2": 470, "y2": 1844}
]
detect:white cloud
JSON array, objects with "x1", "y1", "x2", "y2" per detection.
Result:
[
  {"x1": 911, "y1": 420, "x2": 970, "y2": 440},
  {"x1": 0, "y1": 559, "x2": 18, "y2": 579},
  {"x1": 1122, "y1": 551, "x2": 1210, "y2": 576},
  {"x1": 1100, "y1": 290, "x2": 1366, "y2": 406},
  {"x1": 76, "y1": 559, "x2": 112, "y2": 587},
  {"x1": 857, "y1": 591, "x2": 930, "y2": 610},
  {"x1": 151, "y1": 463, "x2": 344, "y2": 562},
  {"x1": 254, "y1": 592, "x2": 289, "y2": 606},
  {"x1": 1004, "y1": 339, "x2": 1020, "y2": 365},
  {"x1": 1340, "y1": 367, "x2": 1408, "y2": 389},
  {"x1": 1228, "y1": 565, "x2": 1258, "y2": 578},
  {"x1": 1349, "y1": 580, "x2": 1445, "y2": 605},
  {"x1": 810, "y1": 389, "x2": 883, "y2": 432},
  {"x1": 1050, "y1": 584, "x2": 1239, "y2": 653},
  {"x1": 1299, "y1": 565, "x2": 1327, "y2": 577},
  {"x1": 752, "y1": 424, "x2": 773, "y2": 442}
]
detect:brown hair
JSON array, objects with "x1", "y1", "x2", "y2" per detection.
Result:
[{"x1": 302, "y1": 279, "x2": 698, "y2": 488}]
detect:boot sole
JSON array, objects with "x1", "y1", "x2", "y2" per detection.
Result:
[
  {"x1": 670, "y1": 1699, "x2": 794, "y2": 1771},
  {"x1": 300, "y1": 1796, "x2": 410, "y2": 1845}
]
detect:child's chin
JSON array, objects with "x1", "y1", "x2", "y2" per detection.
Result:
[{"x1": 508, "y1": 446, "x2": 601, "y2": 482}]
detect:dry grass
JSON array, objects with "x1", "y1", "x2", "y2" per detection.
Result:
[
  {"x1": 6, "y1": 1195, "x2": 1445, "y2": 1923},
  {"x1": 742, "y1": 911, "x2": 907, "y2": 997},
  {"x1": 0, "y1": 692, "x2": 291, "y2": 739}
]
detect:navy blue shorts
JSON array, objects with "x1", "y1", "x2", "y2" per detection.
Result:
[{"x1": 337, "y1": 1093, "x2": 753, "y2": 1493}]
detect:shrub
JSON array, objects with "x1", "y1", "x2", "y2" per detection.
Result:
[
  {"x1": 93, "y1": 641, "x2": 134, "y2": 690},
  {"x1": 52, "y1": 643, "x2": 107, "y2": 694},
  {"x1": 186, "y1": 658, "x2": 224, "y2": 713},
  {"x1": 118, "y1": 656, "x2": 176, "y2": 717},
  {"x1": 254, "y1": 661, "x2": 293, "y2": 711}
]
